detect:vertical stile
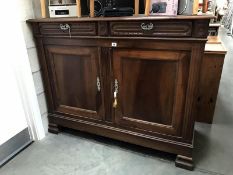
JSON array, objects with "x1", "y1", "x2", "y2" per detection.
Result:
[
  {"x1": 145, "y1": 0, "x2": 151, "y2": 16},
  {"x1": 90, "y1": 0, "x2": 95, "y2": 17},
  {"x1": 40, "y1": 0, "x2": 47, "y2": 18},
  {"x1": 76, "y1": 0, "x2": 81, "y2": 17},
  {"x1": 135, "y1": 0, "x2": 139, "y2": 15}
]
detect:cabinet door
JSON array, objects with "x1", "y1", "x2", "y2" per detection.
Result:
[
  {"x1": 45, "y1": 45, "x2": 104, "y2": 121},
  {"x1": 112, "y1": 49, "x2": 190, "y2": 136}
]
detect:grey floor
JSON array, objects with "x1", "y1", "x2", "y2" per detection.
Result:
[{"x1": 1, "y1": 28, "x2": 233, "y2": 175}]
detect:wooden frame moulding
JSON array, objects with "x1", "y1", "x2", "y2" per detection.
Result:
[
  {"x1": 40, "y1": 0, "x2": 47, "y2": 18},
  {"x1": 76, "y1": 0, "x2": 81, "y2": 17},
  {"x1": 135, "y1": 0, "x2": 139, "y2": 15},
  {"x1": 145, "y1": 0, "x2": 151, "y2": 16},
  {"x1": 90, "y1": 0, "x2": 95, "y2": 17},
  {"x1": 40, "y1": 0, "x2": 153, "y2": 18}
]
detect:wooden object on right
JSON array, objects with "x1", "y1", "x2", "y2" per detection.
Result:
[
  {"x1": 196, "y1": 37, "x2": 227, "y2": 124},
  {"x1": 207, "y1": 36, "x2": 221, "y2": 44}
]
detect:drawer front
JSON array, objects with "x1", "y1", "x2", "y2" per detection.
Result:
[
  {"x1": 110, "y1": 21, "x2": 192, "y2": 37},
  {"x1": 39, "y1": 22, "x2": 97, "y2": 36}
]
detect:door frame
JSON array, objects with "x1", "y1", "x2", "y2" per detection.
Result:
[
  {"x1": 13, "y1": 61, "x2": 46, "y2": 141},
  {"x1": 8, "y1": 22, "x2": 46, "y2": 141},
  {"x1": 0, "y1": 4, "x2": 45, "y2": 165}
]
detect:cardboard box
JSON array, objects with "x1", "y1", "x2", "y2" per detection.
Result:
[{"x1": 150, "y1": 0, "x2": 178, "y2": 15}]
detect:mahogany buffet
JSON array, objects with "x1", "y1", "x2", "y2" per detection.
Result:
[{"x1": 27, "y1": 15, "x2": 213, "y2": 170}]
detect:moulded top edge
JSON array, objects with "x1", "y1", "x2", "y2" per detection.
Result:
[{"x1": 27, "y1": 15, "x2": 215, "y2": 23}]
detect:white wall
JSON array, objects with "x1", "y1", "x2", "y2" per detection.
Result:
[{"x1": 216, "y1": 0, "x2": 227, "y2": 8}]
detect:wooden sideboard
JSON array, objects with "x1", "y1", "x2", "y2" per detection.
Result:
[{"x1": 27, "y1": 15, "x2": 213, "y2": 170}]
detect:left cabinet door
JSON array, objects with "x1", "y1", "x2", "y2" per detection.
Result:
[{"x1": 44, "y1": 45, "x2": 104, "y2": 121}]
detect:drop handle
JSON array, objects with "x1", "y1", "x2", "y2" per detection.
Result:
[
  {"x1": 97, "y1": 77, "x2": 101, "y2": 92},
  {"x1": 60, "y1": 24, "x2": 70, "y2": 30},
  {"x1": 113, "y1": 92, "x2": 118, "y2": 108},
  {"x1": 141, "y1": 23, "x2": 154, "y2": 31},
  {"x1": 59, "y1": 24, "x2": 71, "y2": 38},
  {"x1": 113, "y1": 79, "x2": 118, "y2": 108}
]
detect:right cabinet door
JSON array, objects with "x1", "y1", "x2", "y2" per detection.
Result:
[{"x1": 112, "y1": 49, "x2": 190, "y2": 137}]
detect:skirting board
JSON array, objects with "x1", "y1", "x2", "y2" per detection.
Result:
[{"x1": 0, "y1": 128, "x2": 33, "y2": 167}]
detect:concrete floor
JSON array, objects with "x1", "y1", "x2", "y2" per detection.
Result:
[{"x1": 0, "y1": 28, "x2": 233, "y2": 175}]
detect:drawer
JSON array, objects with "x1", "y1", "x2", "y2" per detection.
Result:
[
  {"x1": 39, "y1": 22, "x2": 97, "y2": 36},
  {"x1": 110, "y1": 21, "x2": 192, "y2": 37}
]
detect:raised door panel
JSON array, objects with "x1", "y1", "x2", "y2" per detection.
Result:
[
  {"x1": 45, "y1": 45, "x2": 104, "y2": 121},
  {"x1": 113, "y1": 49, "x2": 190, "y2": 136}
]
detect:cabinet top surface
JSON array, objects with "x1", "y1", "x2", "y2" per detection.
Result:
[{"x1": 27, "y1": 15, "x2": 214, "y2": 23}]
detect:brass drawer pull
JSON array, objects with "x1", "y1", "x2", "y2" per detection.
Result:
[
  {"x1": 60, "y1": 24, "x2": 71, "y2": 38},
  {"x1": 141, "y1": 23, "x2": 154, "y2": 31},
  {"x1": 60, "y1": 24, "x2": 70, "y2": 30}
]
